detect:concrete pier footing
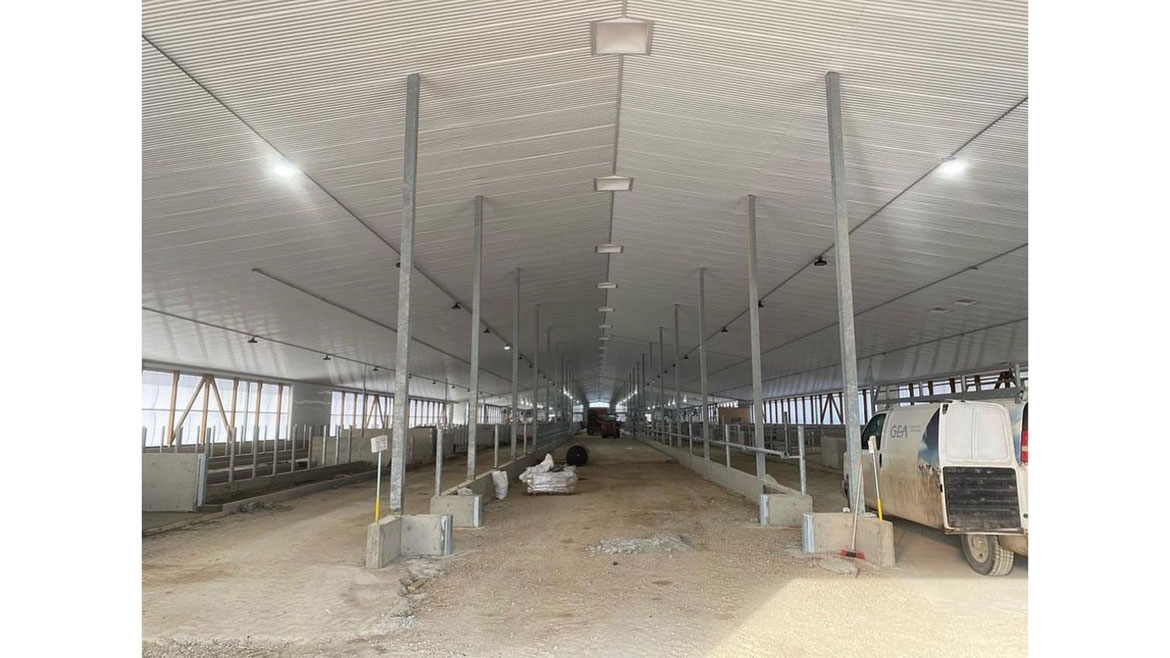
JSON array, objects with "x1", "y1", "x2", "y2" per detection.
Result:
[
  {"x1": 801, "y1": 511, "x2": 895, "y2": 567},
  {"x1": 366, "y1": 514, "x2": 454, "y2": 569}
]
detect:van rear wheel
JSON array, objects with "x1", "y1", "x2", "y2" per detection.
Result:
[{"x1": 961, "y1": 533, "x2": 1014, "y2": 576}]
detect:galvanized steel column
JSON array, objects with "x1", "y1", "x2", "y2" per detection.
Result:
[
  {"x1": 532, "y1": 304, "x2": 540, "y2": 447},
  {"x1": 510, "y1": 270, "x2": 520, "y2": 459},
  {"x1": 673, "y1": 304, "x2": 681, "y2": 439},
  {"x1": 658, "y1": 327, "x2": 666, "y2": 439},
  {"x1": 466, "y1": 195, "x2": 483, "y2": 481},
  {"x1": 698, "y1": 267, "x2": 710, "y2": 459},
  {"x1": 389, "y1": 72, "x2": 420, "y2": 515},
  {"x1": 826, "y1": 71, "x2": 864, "y2": 509},
  {"x1": 746, "y1": 194, "x2": 767, "y2": 480}
]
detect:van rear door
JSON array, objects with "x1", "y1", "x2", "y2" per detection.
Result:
[{"x1": 939, "y1": 402, "x2": 1023, "y2": 533}]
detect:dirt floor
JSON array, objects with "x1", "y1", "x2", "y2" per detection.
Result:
[{"x1": 142, "y1": 434, "x2": 1027, "y2": 657}]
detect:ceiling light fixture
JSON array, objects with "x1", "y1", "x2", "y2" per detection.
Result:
[
  {"x1": 452, "y1": 302, "x2": 461, "y2": 310},
  {"x1": 483, "y1": 327, "x2": 491, "y2": 334},
  {"x1": 593, "y1": 175, "x2": 634, "y2": 192},
  {"x1": 814, "y1": 255, "x2": 828, "y2": 267},
  {"x1": 272, "y1": 162, "x2": 299, "y2": 177},
  {"x1": 504, "y1": 344, "x2": 511, "y2": 350},
  {"x1": 373, "y1": 366, "x2": 379, "y2": 372},
  {"x1": 595, "y1": 243, "x2": 625, "y2": 254},
  {"x1": 599, "y1": 324, "x2": 612, "y2": 329},
  {"x1": 939, "y1": 155, "x2": 968, "y2": 176},
  {"x1": 721, "y1": 327, "x2": 729, "y2": 333},
  {"x1": 954, "y1": 299, "x2": 981, "y2": 306},
  {"x1": 929, "y1": 307, "x2": 951, "y2": 314},
  {"x1": 599, "y1": 336, "x2": 610, "y2": 341},
  {"x1": 247, "y1": 336, "x2": 258, "y2": 344},
  {"x1": 323, "y1": 354, "x2": 332, "y2": 361},
  {"x1": 591, "y1": 17, "x2": 654, "y2": 55},
  {"x1": 598, "y1": 306, "x2": 614, "y2": 313},
  {"x1": 597, "y1": 282, "x2": 618, "y2": 289}
]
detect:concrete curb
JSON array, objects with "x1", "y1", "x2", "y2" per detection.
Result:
[{"x1": 142, "y1": 511, "x2": 228, "y2": 537}]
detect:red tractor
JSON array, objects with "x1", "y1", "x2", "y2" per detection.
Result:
[{"x1": 600, "y1": 416, "x2": 620, "y2": 438}]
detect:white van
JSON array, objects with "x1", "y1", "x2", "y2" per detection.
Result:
[{"x1": 851, "y1": 400, "x2": 1028, "y2": 575}]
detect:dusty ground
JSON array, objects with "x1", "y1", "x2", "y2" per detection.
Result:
[{"x1": 143, "y1": 435, "x2": 1026, "y2": 657}]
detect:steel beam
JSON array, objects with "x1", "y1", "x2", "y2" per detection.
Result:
[
  {"x1": 746, "y1": 194, "x2": 767, "y2": 480},
  {"x1": 389, "y1": 72, "x2": 420, "y2": 514},
  {"x1": 826, "y1": 71, "x2": 864, "y2": 509},
  {"x1": 466, "y1": 195, "x2": 483, "y2": 481}
]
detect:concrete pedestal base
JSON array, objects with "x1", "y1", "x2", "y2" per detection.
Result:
[
  {"x1": 366, "y1": 513, "x2": 454, "y2": 569},
  {"x1": 759, "y1": 492, "x2": 813, "y2": 527},
  {"x1": 430, "y1": 494, "x2": 482, "y2": 528},
  {"x1": 801, "y1": 512, "x2": 895, "y2": 567}
]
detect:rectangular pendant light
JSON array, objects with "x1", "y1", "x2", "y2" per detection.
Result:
[
  {"x1": 595, "y1": 244, "x2": 624, "y2": 254},
  {"x1": 591, "y1": 17, "x2": 654, "y2": 55},
  {"x1": 598, "y1": 306, "x2": 614, "y2": 312},
  {"x1": 597, "y1": 282, "x2": 618, "y2": 289},
  {"x1": 594, "y1": 175, "x2": 634, "y2": 192}
]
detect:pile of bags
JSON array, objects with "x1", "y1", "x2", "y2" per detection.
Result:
[{"x1": 518, "y1": 453, "x2": 578, "y2": 495}]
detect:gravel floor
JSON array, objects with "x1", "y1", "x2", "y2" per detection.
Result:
[{"x1": 143, "y1": 436, "x2": 1026, "y2": 657}]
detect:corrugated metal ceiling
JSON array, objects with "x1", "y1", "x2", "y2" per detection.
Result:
[{"x1": 142, "y1": 0, "x2": 1027, "y2": 404}]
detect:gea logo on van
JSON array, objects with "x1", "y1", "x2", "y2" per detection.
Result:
[{"x1": 890, "y1": 425, "x2": 909, "y2": 438}]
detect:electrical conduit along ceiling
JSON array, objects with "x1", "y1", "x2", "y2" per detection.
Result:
[{"x1": 141, "y1": 0, "x2": 1027, "y2": 403}]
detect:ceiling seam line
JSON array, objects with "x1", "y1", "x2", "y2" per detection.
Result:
[
  {"x1": 141, "y1": 306, "x2": 516, "y2": 397},
  {"x1": 707, "y1": 316, "x2": 1028, "y2": 398},
  {"x1": 692, "y1": 241, "x2": 1027, "y2": 382},
  {"x1": 252, "y1": 268, "x2": 520, "y2": 385},
  {"x1": 143, "y1": 34, "x2": 526, "y2": 365},
  {"x1": 699, "y1": 95, "x2": 1029, "y2": 345},
  {"x1": 669, "y1": 237, "x2": 1024, "y2": 381}
]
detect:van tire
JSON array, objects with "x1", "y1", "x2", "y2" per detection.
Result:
[{"x1": 961, "y1": 533, "x2": 1014, "y2": 576}]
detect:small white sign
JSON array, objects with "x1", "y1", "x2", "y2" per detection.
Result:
[{"x1": 370, "y1": 435, "x2": 389, "y2": 454}]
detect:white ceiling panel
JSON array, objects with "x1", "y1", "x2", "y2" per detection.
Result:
[{"x1": 143, "y1": 0, "x2": 1026, "y2": 405}]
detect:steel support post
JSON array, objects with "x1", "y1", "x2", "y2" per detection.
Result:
[
  {"x1": 511, "y1": 270, "x2": 520, "y2": 459},
  {"x1": 746, "y1": 194, "x2": 767, "y2": 480},
  {"x1": 389, "y1": 72, "x2": 420, "y2": 514},
  {"x1": 640, "y1": 352, "x2": 647, "y2": 437},
  {"x1": 466, "y1": 195, "x2": 483, "y2": 481},
  {"x1": 532, "y1": 304, "x2": 540, "y2": 447},
  {"x1": 698, "y1": 268, "x2": 710, "y2": 460},
  {"x1": 658, "y1": 328, "x2": 665, "y2": 441},
  {"x1": 545, "y1": 328, "x2": 553, "y2": 425},
  {"x1": 826, "y1": 71, "x2": 864, "y2": 509},
  {"x1": 434, "y1": 427, "x2": 444, "y2": 496},
  {"x1": 673, "y1": 304, "x2": 681, "y2": 442}
]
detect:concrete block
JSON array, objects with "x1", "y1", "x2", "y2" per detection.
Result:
[
  {"x1": 365, "y1": 515, "x2": 402, "y2": 569},
  {"x1": 400, "y1": 514, "x2": 454, "y2": 557},
  {"x1": 801, "y1": 512, "x2": 895, "y2": 567},
  {"x1": 759, "y1": 493, "x2": 813, "y2": 527},
  {"x1": 142, "y1": 453, "x2": 202, "y2": 512},
  {"x1": 430, "y1": 494, "x2": 482, "y2": 528}
]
